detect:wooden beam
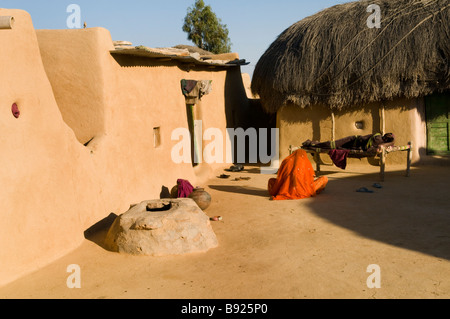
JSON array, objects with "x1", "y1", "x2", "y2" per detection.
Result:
[
  {"x1": 331, "y1": 111, "x2": 336, "y2": 141},
  {"x1": 380, "y1": 145, "x2": 386, "y2": 182},
  {"x1": 406, "y1": 141, "x2": 412, "y2": 177},
  {"x1": 380, "y1": 104, "x2": 386, "y2": 135}
]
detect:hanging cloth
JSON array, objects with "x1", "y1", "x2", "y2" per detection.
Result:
[
  {"x1": 177, "y1": 179, "x2": 194, "y2": 198},
  {"x1": 181, "y1": 79, "x2": 212, "y2": 104},
  {"x1": 199, "y1": 80, "x2": 213, "y2": 100},
  {"x1": 181, "y1": 79, "x2": 198, "y2": 95},
  {"x1": 328, "y1": 149, "x2": 350, "y2": 170}
]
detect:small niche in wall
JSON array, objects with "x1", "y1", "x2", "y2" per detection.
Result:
[
  {"x1": 153, "y1": 127, "x2": 161, "y2": 148},
  {"x1": 355, "y1": 121, "x2": 365, "y2": 130}
]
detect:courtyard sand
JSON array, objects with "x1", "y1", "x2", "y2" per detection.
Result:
[{"x1": 0, "y1": 163, "x2": 449, "y2": 299}]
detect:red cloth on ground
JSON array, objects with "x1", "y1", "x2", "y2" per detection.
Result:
[
  {"x1": 12, "y1": 103, "x2": 20, "y2": 118},
  {"x1": 268, "y1": 150, "x2": 328, "y2": 200},
  {"x1": 177, "y1": 179, "x2": 194, "y2": 198}
]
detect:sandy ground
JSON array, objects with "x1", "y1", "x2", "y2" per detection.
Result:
[{"x1": 0, "y1": 161, "x2": 449, "y2": 300}]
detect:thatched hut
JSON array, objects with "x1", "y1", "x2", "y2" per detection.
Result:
[{"x1": 252, "y1": 0, "x2": 449, "y2": 163}]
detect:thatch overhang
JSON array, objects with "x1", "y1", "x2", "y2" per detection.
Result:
[{"x1": 251, "y1": 0, "x2": 450, "y2": 113}]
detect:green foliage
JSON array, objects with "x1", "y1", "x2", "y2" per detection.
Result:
[{"x1": 182, "y1": 0, "x2": 232, "y2": 54}]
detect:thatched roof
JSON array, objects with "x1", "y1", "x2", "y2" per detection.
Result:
[{"x1": 251, "y1": 0, "x2": 450, "y2": 113}]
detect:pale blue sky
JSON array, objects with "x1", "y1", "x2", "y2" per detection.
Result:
[{"x1": 2, "y1": 0, "x2": 353, "y2": 76}]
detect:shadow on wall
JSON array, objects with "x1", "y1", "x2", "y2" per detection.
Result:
[
  {"x1": 111, "y1": 54, "x2": 225, "y2": 74},
  {"x1": 110, "y1": 55, "x2": 279, "y2": 166},
  {"x1": 279, "y1": 101, "x2": 412, "y2": 143},
  {"x1": 224, "y1": 67, "x2": 276, "y2": 165},
  {"x1": 111, "y1": 54, "x2": 182, "y2": 69},
  {"x1": 299, "y1": 104, "x2": 382, "y2": 137},
  {"x1": 305, "y1": 166, "x2": 450, "y2": 261}
]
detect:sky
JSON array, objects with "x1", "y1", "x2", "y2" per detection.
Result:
[{"x1": 1, "y1": 0, "x2": 354, "y2": 77}]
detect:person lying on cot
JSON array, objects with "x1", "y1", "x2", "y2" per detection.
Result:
[{"x1": 302, "y1": 133, "x2": 395, "y2": 153}]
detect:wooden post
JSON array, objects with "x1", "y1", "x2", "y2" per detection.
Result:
[
  {"x1": 186, "y1": 104, "x2": 199, "y2": 166},
  {"x1": 314, "y1": 153, "x2": 321, "y2": 175},
  {"x1": 380, "y1": 105, "x2": 386, "y2": 135},
  {"x1": 331, "y1": 111, "x2": 336, "y2": 141},
  {"x1": 406, "y1": 141, "x2": 412, "y2": 177},
  {"x1": 380, "y1": 145, "x2": 386, "y2": 182}
]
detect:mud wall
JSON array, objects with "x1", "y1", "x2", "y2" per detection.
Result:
[
  {"x1": 0, "y1": 9, "x2": 250, "y2": 286},
  {"x1": 277, "y1": 98, "x2": 425, "y2": 164},
  {"x1": 0, "y1": 9, "x2": 107, "y2": 286}
]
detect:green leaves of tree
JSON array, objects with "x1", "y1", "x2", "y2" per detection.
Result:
[{"x1": 183, "y1": 0, "x2": 232, "y2": 54}]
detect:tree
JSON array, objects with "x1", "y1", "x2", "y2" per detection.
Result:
[{"x1": 182, "y1": 0, "x2": 232, "y2": 54}]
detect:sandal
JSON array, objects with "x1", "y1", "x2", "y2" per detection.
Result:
[
  {"x1": 356, "y1": 187, "x2": 374, "y2": 193},
  {"x1": 225, "y1": 164, "x2": 244, "y2": 172},
  {"x1": 233, "y1": 177, "x2": 251, "y2": 181}
]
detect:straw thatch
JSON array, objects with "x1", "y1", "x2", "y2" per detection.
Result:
[{"x1": 251, "y1": 0, "x2": 450, "y2": 113}]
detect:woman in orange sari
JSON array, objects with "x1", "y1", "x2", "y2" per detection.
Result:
[{"x1": 268, "y1": 149, "x2": 328, "y2": 200}]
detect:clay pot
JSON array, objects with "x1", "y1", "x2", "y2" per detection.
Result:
[
  {"x1": 170, "y1": 185, "x2": 179, "y2": 198},
  {"x1": 189, "y1": 188, "x2": 211, "y2": 210}
]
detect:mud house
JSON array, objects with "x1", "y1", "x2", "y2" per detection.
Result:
[
  {"x1": 0, "y1": 8, "x2": 259, "y2": 286},
  {"x1": 251, "y1": 0, "x2": 449, "y2": 164}
]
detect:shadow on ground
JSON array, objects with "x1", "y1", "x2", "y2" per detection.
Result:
[
  {"x1": 84, "y1": 213, "x2": 117, "y2": 251},
  {"x1": 208, "y1": 185, "x2": 269, "y2": 197},
  {"x1": 84, "y1": 164, "x2": 450, "y2": 262},
  {"x1": 305, "y1": 166, "x2": 450, "y2": 260}
]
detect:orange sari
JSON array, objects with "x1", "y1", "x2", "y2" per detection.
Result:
[{"x1": 268, "y1": 150, "x2": 328, "y2": 200}]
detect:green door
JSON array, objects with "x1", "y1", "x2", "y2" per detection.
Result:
[{"x1": 425, "y1": 93, "x2": 450, "y2": 155}]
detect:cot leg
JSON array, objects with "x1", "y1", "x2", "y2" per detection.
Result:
[
  {"x1": 406, "y1": 142, "x2": 412, "y2": 177},
  {"x1": 380, "y1": 147, "x2": 386, "y2": 182},
  {"x1": 313, "y1": 153, "x2": 321, "y2": 175}
]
